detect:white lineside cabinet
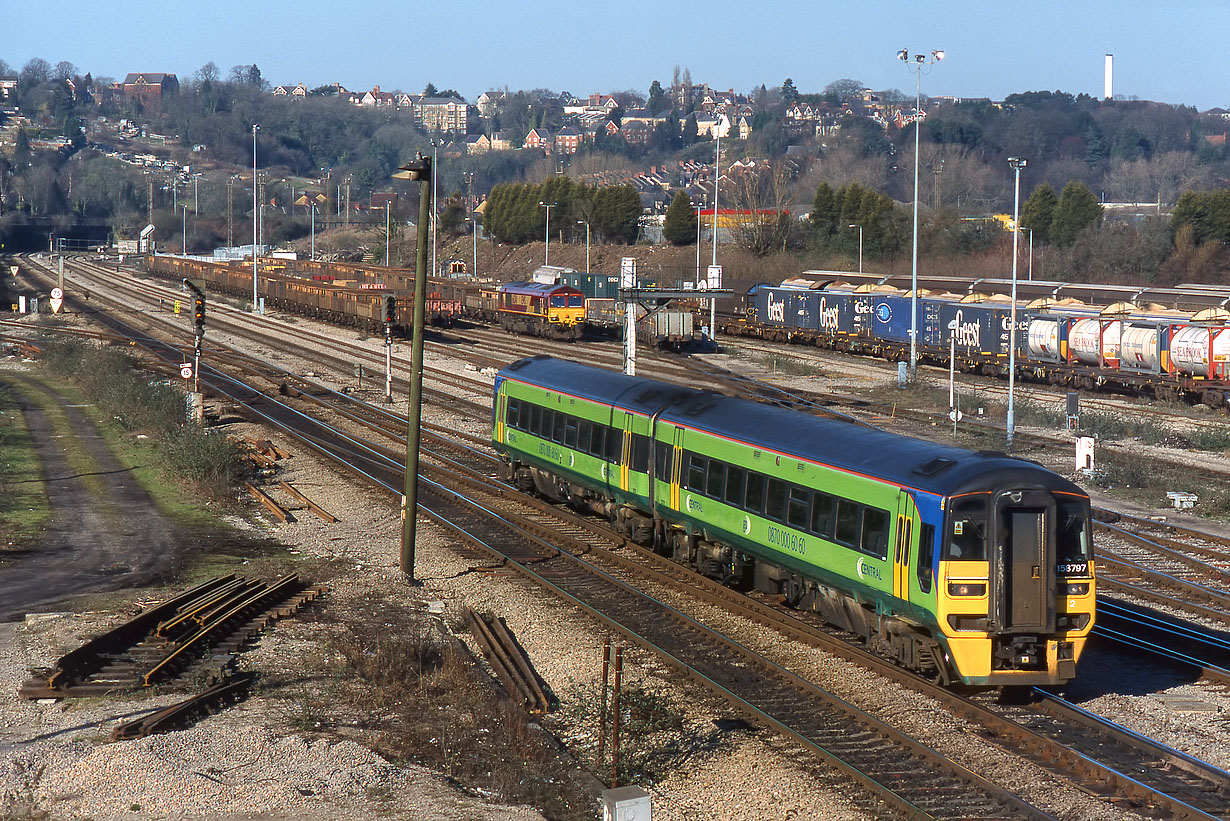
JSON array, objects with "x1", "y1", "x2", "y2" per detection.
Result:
[{"x1": 601, "y1": 786, "x2": 651, "y2": 821}]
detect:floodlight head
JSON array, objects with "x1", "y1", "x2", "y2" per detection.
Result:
[
  {"x1": 914, "y1": 54, "x2": 925, "y2": 63},
  {"x1": 1008, "y1": 157, "x2": 1028, "y2": 170},
  {"x1": 897, "y1": 49, "x2": 909, "y2": 62},
  {"x1": 933, "y1": 50, "x2": 945, "y2": 61}
]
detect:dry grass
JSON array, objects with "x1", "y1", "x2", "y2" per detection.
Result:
[{"x1": 316, "y1": 603, "x2": 596, "y2": 819}]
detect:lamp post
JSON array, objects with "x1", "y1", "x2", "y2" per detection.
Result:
[
  {"x1": 577, "y1": 219, "x2": 590, "y2": 272},
  {"x1": 695, "y1": 196, "x2": 705, "y2": 286},
  {"x1": 539, "y1": 201, "x2": 554, "y2": 265},
  {"x1": 192, "y1": 173, "x2": 200, "y2": 214},
  {"x1": 898, "y1": 47, "x2": 944, "y2": 380},
  {"x1": 310, "y1": 203, "x2": 316, "y2": 260},
  {"x1": 848, "y1": 223, "x2": 863, "y2": 274},
  {"x1": 430, "y1": 139, "x2": 439, "y2": 277},
  {"x1": 385, "y1": 205, "x2": 391, "y2": 267},
  {"x1": 1007, "y1": 156, "x2": 1027, "y2": 450},
  {"x1": 181, "y1": 204, "x2": 188, "y2": 255},
  {"x1": 252, "y1": 124, "x2": 259, "y2": 312}
]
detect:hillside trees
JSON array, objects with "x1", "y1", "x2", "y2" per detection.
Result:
[
  {"x1": 1019, "y1": 183, "x2": 1057, "y2": 243},
  {"x1": 808, "y1": 181, "x2": 904, "y2": 258},
  {"x1": 485, "y1": 179, "x2": 642, "y2": 245},
  {"x1": 1050, "y1": 181, "x2": 1103, "y2": 245},
  {"x1": 1170, "y1": 189, "x2": 1230, "y2": 246},
  {"x1": 662, "y1": 190, "x2": 698, "y2": 245}
]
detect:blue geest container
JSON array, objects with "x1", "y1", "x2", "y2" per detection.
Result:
[
  {"x1": 939, "y1": 300, "x2": 1023, "y2": 359},
  {"x1": 872, "y1": 295, "x2": 913, "y2": 344}
]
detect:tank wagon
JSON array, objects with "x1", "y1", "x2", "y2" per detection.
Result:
[{"x1": 493, "y1": 356, "x2": 1095, "y2": 687}]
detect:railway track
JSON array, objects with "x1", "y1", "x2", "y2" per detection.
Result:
[{"x1": 16, "y1": 253, "x2": 1230, "y2": 815}]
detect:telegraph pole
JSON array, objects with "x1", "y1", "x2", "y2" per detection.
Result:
[{"x1": 392, "y1": 155, "x2": 433, "y2": 582}]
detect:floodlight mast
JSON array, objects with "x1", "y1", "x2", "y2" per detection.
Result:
[{"x1": 899, "y1": 47, "x2": 944, "y2": 381}]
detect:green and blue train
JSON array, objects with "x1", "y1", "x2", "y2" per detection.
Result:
[{"x1": 492, "y1": 356, "x2": 1095, "y2": 687}]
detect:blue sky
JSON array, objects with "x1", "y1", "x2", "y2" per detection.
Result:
[{"x1": 3, "y1": 0, "x2": 1228, "y2": 110}]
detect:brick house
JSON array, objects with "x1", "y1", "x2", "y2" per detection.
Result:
[
  {"x1": 524, "y1": 127, "x2": 553, "y2": 151},
  {"x1": 554, "y1": 125, "x2": 581, "y2": 154},
  {"x1": 122, "y1": 73, "x2": 179, "y2": 106}
]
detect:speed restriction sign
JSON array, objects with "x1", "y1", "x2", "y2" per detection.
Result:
[
  {"x1": 50, "y1": 287, "x2": 63, "y2": 300},
  {"x1": 180, "y1": 364, "x2": 194, "y2": 379}
]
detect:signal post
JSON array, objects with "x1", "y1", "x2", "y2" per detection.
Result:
[
  {"x1": 383, "y1": 294, "x2": 396, "y2": 404},
  {"x1": 183, "y1": 278, "x2": 206, "y2": 422}
]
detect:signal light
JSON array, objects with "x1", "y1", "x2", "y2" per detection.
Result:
[
  {"x1": 383, "y1": 295, "x2": 397, "y2": 326},
  {"x1": 193, "y1": 296, "x2": 206, "y2": 334}
]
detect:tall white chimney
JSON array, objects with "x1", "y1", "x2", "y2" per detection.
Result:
[{"x1": 1104, "y1": 54, "x2": 1113, "y2": 99}]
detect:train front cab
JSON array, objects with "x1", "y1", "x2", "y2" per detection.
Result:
[{"x1": 938, "y1": 488, "x2": 1094, "y2": 686}]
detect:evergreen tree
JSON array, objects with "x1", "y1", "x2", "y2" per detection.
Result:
[
  {"x1": 780, "y1": 78, "x2": 799, "y2": 104},
  {"x1": 1019, "y1": 184, "x2": 1057, "y2": 243},
  {"x1": 591, "y1": 185, "x2": 642, "y2": 244},
  {"x1": 647, "y1": 80, "x2": 665, "y2": 113},
  {"x1": 662, "y1": 190, "x2": 698, "y2": 245},
  {"x1": 809, "y1": 182, "x2": 839, "y2": 237},
  {"x1": 1050, "y1": 181, "x2": 1102, "y2": 246}
]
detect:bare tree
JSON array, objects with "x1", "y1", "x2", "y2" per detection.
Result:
[
  {"x1": 54, "y1": 61, "x2": 76, "y2": 81},
  {"x1": 19, "y1": 57, "x2": 51, "y2": 85},
  {"x1": 722, "y1": 162, "x2": 798, "y2": 256}
]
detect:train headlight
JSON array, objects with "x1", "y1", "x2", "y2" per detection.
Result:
[
  {"x1": 947, "y1": 581, "x2": 986, "y2": 597},
  {"x1": 1063, "y1": 582, "x2": 1090, "y2": 596}
]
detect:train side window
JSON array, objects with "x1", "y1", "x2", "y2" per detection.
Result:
[
  {"x1": 687, "y1": 453, "x2": 706, "y2": 491},
  {"x1": 706, "y1": 460, "x2": 726, "y2": 498},
  {"x1": 946, "y1": 496, "x2": 987, "y2": 560},
  {"x1": 655, "y1": 441, "x2": 672, "y2": 481},
  {"x1": 745, "y1": 472, "x2": 766, "y2": 514},
  {"x1": 725, "y1": 466, "x2": 746, "y2": 506},
  {"x1": 765, "y1": 479, "x2": 788, "y2": 522},
  {"x1": 505, "y1": 398, "x2": 519, "y2": 429},
  {"x1": 631, "y1": 435, "x2": 650, "y2": 472},
  {"x1": 564, "y1": 417, "x2": 579, "y2": 448},
  {"x1": 917, "y1": 523, "x2": 935, "y2": 593},
  {"x1": 553, "y1": 412, "x2": 566, "y2": 444},
  {"x1": 530, "y1": 405, "x2": 544, "y2": 437},
  {"x1": 861, "y1": 507, "x2": 889, "y2": 559},
  {"x1": 605, "y1": 426, "x2": 621, "y2": 462},
  {"x1": 835, "y1": 499, "x2": 860, "y2": 547},
  {"x1": 578, "y1": 420, "x2": 592, "y2": 453},
  {"x1": 811, "y1": 493, "x2": 835, "y2": 538},
  {"x1": 787, "y1": 487, "x2": 810, "y2": 529}
]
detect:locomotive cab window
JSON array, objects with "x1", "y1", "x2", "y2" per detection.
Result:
[
  {"x1": 946, "y1": 496, "x2": 987, "y2": 560},
  {"x1": 506, "y1": 398, "x2": 522, "y2": 429},
  {"x1": 1056, "y1": 498, "x2": 1091, "y2": 565}
]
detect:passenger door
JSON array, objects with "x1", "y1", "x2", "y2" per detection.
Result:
[
  {"x1": 991, "y1": 490, "x2": 1056, "y2": 632},
  {"x1": 893, "y1": 493, "x2": 918, "y2": 602}
]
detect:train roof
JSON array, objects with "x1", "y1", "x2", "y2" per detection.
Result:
[
  {"x1": 499, "y1": 357, "x2": 1084, "y2": 499},
  {"x1": 497, "y1": 281, "x2": 583, "y2": 296}
]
